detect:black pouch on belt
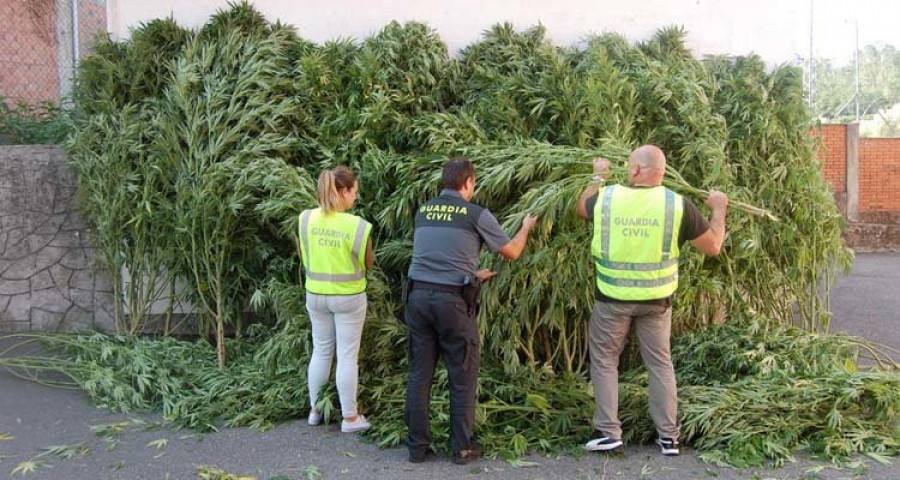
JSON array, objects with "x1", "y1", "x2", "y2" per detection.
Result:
[
  {"x1": 401, "y1": 275, "x2": 410, "y2": 305},
  {"x1": 461, "y1": 276, "x2": 482, "y2": 318}
]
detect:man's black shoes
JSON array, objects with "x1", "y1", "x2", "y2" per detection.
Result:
[
  {"x1": 452, "y1": 443, "x2": 483, "y2": 465},
  {"x1": 409, "y1": 444, "x2": 482, "y2": 464},
  {"x1": 408, "y1": 448, "x2": 431, "y2": 463}
]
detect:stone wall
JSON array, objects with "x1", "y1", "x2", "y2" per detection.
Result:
[
  {"x1": 844, "y1": 212, "x2": 900, "y2": 253},
  {"x1": 0, "y1": 145, "x2": 115, "y2": 332}
]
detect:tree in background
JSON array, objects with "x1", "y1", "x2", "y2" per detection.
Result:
[{"x1": 813, "y1": 43, "x2": 900, "y2": 135}]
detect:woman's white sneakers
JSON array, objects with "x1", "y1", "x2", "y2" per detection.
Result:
[
  {"x1": 308, "y1": 410, "x2": 371, "y2": 433},
  {"x1": 307, "y1": 409, "x2": 323, "y2": 426},
  {"x1": 341, "y1": 414, "x2": 372, "y2": 433}
]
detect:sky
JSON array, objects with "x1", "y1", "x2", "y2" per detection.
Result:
[{"x1": 809, "y1": 0, "x2": 900, "y2": 64}]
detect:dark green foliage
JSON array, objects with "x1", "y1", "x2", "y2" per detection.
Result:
[
  {"x1": 706, "y1": 55, "x2": 849, "y2": 328},
  {"x1": 198, "y1": 1, "x2": 271, "y2": 42},
  {"x1": 154, "y1": 23, "x2": 310, "y2": 363},
  {"x1": 310, "y1": 21, "x2": 460, "y2": 161},
  {"x1": 72, "y1": 19, "x2": 191, "y2": 117},
  {"x1": 0, "y1": 99, "x2": 71, "y2": 144},
  {"x1": 127, "y1": 18, "x2": 193, "y2": 102},
  {"x1": 67, "y1": 105, "x2": 169, "y2": 332},
  {"x1": 639, "y1": 26, "x2": 694, "y2": 64},
  {"x1": 458, "y1": 24, "x2": 572, "y2": 142},
  {"x1": 71, "y1": 36, "x2": 132, "y2": 116}
]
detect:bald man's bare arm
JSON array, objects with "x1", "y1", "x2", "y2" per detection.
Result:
[
  {"x1": 577, "y1": 158, "x2": 610, "y2": 220},
  {"x1": 690, "y1": 191, "x2": 728, "y2": 256},
  {"x1": 576, "y1": 183, "x2": 600, "y2": 219}
]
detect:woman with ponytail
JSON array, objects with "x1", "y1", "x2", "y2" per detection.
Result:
[{"x1": 297, "y1": 166, "x2": 374, "y2": 433}]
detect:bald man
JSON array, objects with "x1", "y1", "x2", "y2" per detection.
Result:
[{"x1": 575, "y1": 145, "x2": 728, "y2": 456}]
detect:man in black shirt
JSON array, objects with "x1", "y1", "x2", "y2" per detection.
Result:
[
  {"x1": 575, "y1": 145, "x2": 728, "y2": 456},
  {"x1": 406, "y1": 157, "x2": 537, "y2": 464}
]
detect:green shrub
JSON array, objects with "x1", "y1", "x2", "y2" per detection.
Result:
[{"x1": 0, "y1": 98, "x2": 71, "y2": 145}]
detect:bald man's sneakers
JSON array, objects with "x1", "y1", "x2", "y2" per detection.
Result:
[
  {"x1": 656, "y1": 437, "x2": 680, "y2": 456},
  {"x1": 584, "y1": 431, "x2": 623, "y2": 452}
]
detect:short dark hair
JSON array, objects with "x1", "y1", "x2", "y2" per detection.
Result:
[{"x1": 442, "y1": 157, "x2": 475, "y2": 190}]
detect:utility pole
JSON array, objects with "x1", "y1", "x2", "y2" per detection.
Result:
[
  {"x1": 855, "y1": 19, "x2": 860, "y2": 122},
  {"x1": 808, "y1": 0, "x2": 815, "y2": 108},
  {"x1": 72, "y1": 0, "x2": 80, "y2": 76}
]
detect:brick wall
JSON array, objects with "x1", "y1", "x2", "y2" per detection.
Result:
[
  {"x1": 859, "y1": 139, "x2": 900, "y2": 212},
  {"x1": 816, "y1": 124, "x2": 847, "y2": 194},
  {"x1": 0, "y1": 0, "x2": 60, "y2": 105},
  {"x1": 816, "y1": 125, "x2": 900, "y2": 214}
]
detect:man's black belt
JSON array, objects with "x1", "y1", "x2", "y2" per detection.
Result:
[{"x1": 410, "y1": 280, "x2": 464, "y2": 294}]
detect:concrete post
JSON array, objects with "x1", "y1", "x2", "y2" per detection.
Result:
[
  {"x1": 55, "y1": 0, "x2": 75, "y2": 103},
  {"x1": 846, "y1": 123, "x2": 860, "y2": 222}
]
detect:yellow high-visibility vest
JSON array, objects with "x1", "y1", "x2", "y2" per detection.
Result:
[
  {"x1": 298, "y1": 208, "x2": 371, "y2": 295},
  {"x1": 591, "y1": 185, "x2": 684, "y2": 301}
]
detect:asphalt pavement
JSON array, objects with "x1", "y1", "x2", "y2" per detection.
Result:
[
  {"x1": 1, "y1": 253, "x2": 898, "y2": 480},
  {"x1": 829, "y1": 253, "x2": 900, "y2": 357}
]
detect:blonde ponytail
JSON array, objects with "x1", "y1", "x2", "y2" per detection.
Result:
[{"x1": 317, "y1": 166, "x2": 357, "y2": 214}]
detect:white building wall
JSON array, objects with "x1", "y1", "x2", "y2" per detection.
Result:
[{"x1": 106, "y1": 0, "x2": 808, "y2": 63}]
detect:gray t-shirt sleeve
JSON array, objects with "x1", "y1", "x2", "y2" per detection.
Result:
[{"x1": 476, "y1": 210, "x2": 512, "y2": 252}]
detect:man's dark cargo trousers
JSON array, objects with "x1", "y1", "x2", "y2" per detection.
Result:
[{"x1": 404, "y1": 287, "x2": 480, "y2": 457}]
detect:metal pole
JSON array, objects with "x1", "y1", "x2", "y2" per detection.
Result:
[
  {"x1": 71, "y1": 0, "x2": 79, "y2": 70},
  {"x1": 855, "y1": 20, "x2": 860, "y2": 121},
  {"x1": 809, "y1": 0, "x2": 814, "y2": 108}
]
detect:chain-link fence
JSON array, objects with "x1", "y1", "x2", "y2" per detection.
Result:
[{"x1": 0, "y1": 0, "x2": 107, "y2": 107}]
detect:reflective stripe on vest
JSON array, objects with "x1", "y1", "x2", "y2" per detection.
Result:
[
  {"x1": 591, "y1": 185, "x2": 684, "y2": 301},
  {"x1": 298, "y1": 208, "x2": 371, "y2": 295}
]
